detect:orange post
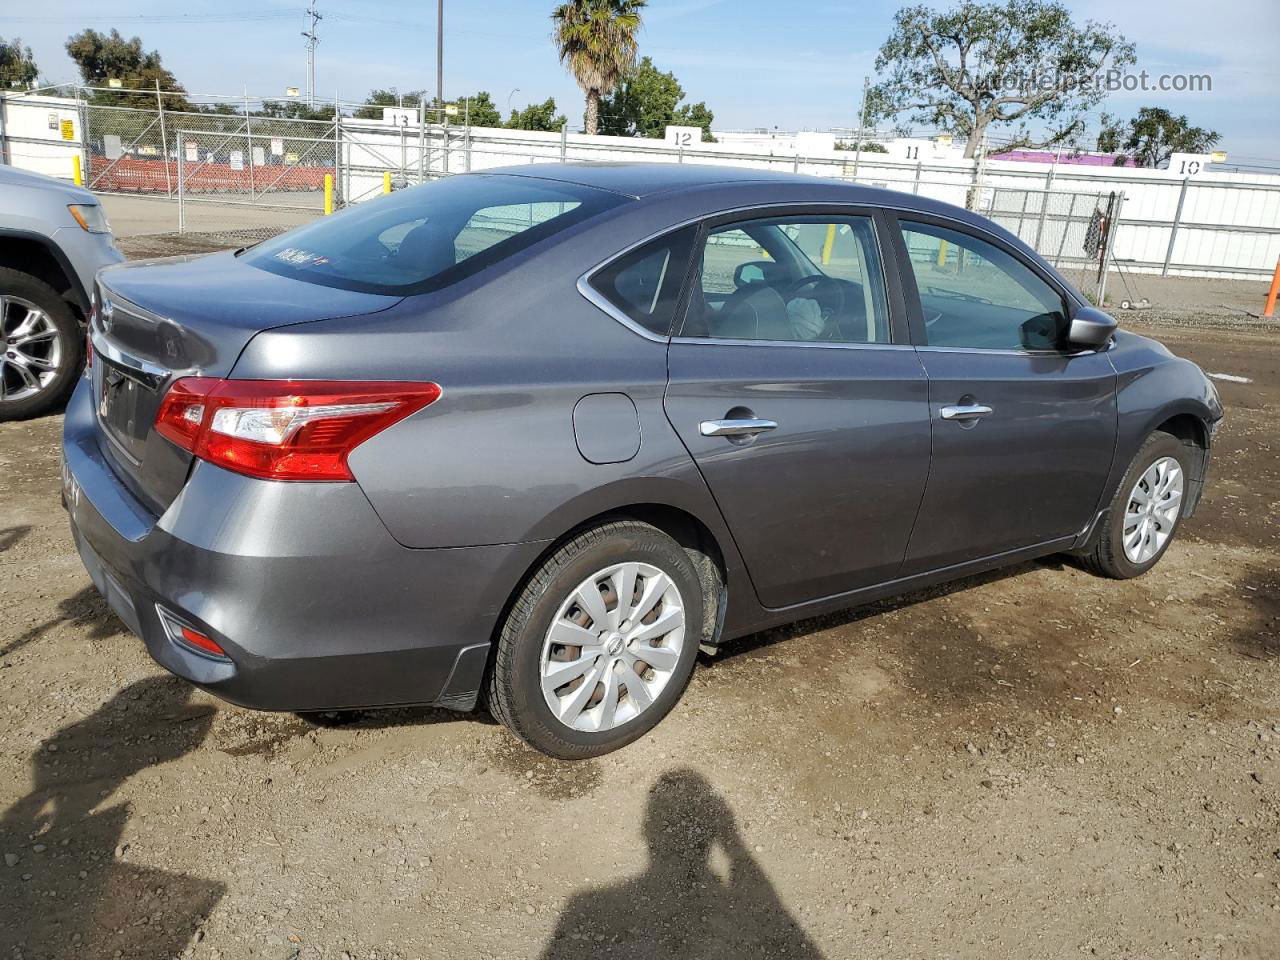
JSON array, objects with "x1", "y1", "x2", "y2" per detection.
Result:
[{"x1": 1264, "y1": 257, "x2": 1280, "y2": 318}]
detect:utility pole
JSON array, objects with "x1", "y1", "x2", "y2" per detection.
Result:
[
  {"x1": 436, "y1": 0, "x2": 444, "y2": 119},
  {"x1": 302, "y1": 3, "x2": 323, "y2": 109}
]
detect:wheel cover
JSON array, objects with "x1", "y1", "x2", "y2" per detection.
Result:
[
  {"x1": 539, "y1": 561, "x2": 686, "y2": 733},
  {"x1": 0, "y1": 295, "x2": 63, "y2": 403},
  {"x1": 1122, "y1": 455, "x2": 1183, "y2": 564}
]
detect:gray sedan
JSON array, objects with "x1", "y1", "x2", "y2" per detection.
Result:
[{"x1": 63, "y1": 164, "x2": 1222, "y2": 758}]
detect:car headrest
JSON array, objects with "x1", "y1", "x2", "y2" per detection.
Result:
[
  {"x1": 396, "y1": 222, "x2": 457, "y2": 276},
  {"x1": 713, "y1": 286, "x2": 789, "y2": 340}
]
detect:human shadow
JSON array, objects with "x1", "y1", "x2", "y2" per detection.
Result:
[
  {"x1": 0, "y1": 676, "x2": 224, "y2": 957},
  {"x1": 0, "y1": 524, "x2": 31, "y2": 554},
  {"x1": 0, "y1": 585, "x2": 127, "y2": 660},
  {"x1": 541, "y1": 768, "x2": 823, "y2": 959},
  {"x1": 1226, "y1": 566, "x2": 1280, "y2": 661}
]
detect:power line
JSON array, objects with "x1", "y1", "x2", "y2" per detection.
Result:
[{"x1": 0, "y1": 11, "x2": 304, "y2": 24}]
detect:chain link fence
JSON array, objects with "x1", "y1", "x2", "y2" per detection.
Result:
[
  {"x1": 978, "y1": 186, "x2": 1123, "y2": 303},
  {"x1": 173, "y1": 122, "x2": 337, "y2": 246},
  {"x1": 1, "y1": 93, "x2": 1127, "y2": 289}
]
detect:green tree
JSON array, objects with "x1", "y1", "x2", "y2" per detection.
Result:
[
  {"x1": 869, "y1": 1, "x2": 1136, "y2": 157},
  {"x1": 0, "y1": 36, "x2": 39, "y2": 90},
  {"x1": 353, "y1": 88, "x2": 428, "y2": 120},
  {"x1": 1094, "y1": 111, "x2": 1123, "y2": 153},
  {"x1": 1102, "y1": 107, "x2": 1220, "y2": 168},
  {"x1": 673, "y1": 100, "x2": 715, "y2": 142},
  {"x1": 597, "y1": 57, "x2": 715, "y2": 141},
  {"x1": 835, "y1": 140, "x2": 888, "y2": 153},
  {"x1": 506, "y1": 97, "x2": 567, "y2": 132},
  {"x1": 551, "y1": 0, "x2": 645, "y2": 135},
  {"x1": 450, "y1": 91, "x2": 502, "y2": 127},
  {"x1": 64, "y1": 28, "x2": 190, "y2": 110},
  {"x1": 257, "y1": 100, "x2": 335, "y2": 121}
]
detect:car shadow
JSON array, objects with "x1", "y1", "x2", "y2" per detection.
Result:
[
  {"x1": 539, "y1": 767, "x2": 824, "y2": 959},
  {"x1": 0, "y1": 676, "x2": 223, "y2": 957},
  {"x1": 709, "y1": 557, "x2": 1053, "y2": 664},
  {"x1": 296, "y1": 704, "x2": 500, "y2": 731}
]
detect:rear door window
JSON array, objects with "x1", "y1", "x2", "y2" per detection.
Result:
[
  {"x1": 586, "y1": 228, "x2": 696, "y2": 337},
  {"x1": 242, "y1": 175, "x2": 624, "y2": 295},
  {"x1": 683, "y1": 215, "x2": 891, "y2": 344}
]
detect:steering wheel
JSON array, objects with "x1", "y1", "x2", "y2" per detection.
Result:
[{"x1": 782, "y1": 275, "x2": 845, "y2": 329}]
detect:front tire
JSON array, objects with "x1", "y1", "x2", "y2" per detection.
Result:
[
  {"x1": 0, "y1": 268, "x2": 83, "y2": 421},
  {"x1": 1081, "y1": 430, "x2": 1191, "y2": 579},
  {"x1": 486, "y1": 520, "x2": 704, "y2": 759}
]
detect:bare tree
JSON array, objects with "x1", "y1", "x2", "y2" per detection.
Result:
[{"x1": 870, "y1": 1, "x2": 1136, "y2": 157}]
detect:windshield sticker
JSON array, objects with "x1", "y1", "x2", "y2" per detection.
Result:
[{"x1": 272, "y1": 247, "x2": 324, "y2": 266}]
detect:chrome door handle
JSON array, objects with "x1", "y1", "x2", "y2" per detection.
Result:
[
  {"x1": 699, "y1": 418, "x2": 778, "y2": 437},
  {"x1": 940, "y1": 404, "x2": 993, "y2": 421}
]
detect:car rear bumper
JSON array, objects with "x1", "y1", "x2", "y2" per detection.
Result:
[{"x1": 62, "y1": 378, "x2": 546, "y2": 713}]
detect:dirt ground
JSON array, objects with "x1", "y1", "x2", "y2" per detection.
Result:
[{"x1": 1, "y1": 312, "x2": 1278, "y2": 960}]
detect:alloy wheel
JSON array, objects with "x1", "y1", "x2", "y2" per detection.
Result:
[
  {"x1": 0, "y1": 296, "x2": 63, "y2": 403},
  {"x1": 1122, "y1": 455, "x2": 1183, "y2": 564},
  {"x1": 539, "y1": 561, "x2": 686, "y2": 733}
]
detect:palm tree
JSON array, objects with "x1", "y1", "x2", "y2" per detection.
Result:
[{"x1": 551, "y1": 0, "x2": 645, "y2": 136}]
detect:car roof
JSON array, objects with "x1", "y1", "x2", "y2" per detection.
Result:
[
  {"x1": 476, "y1": 161, "x2": 851, "y2": 199},
  {"x1": 478, "y1": 162, "x2": 1080, "y2": 298}
]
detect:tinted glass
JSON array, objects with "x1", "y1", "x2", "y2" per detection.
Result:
[
  {"x1": 588, "y1": 228, "x2": 696, "y2": 336},
  {"x1": 899, "y1": 222, "x2": 1068, "y2": 351},
  {"x1": 683, "y1": 215, "x2": 891, "y2": 344},
  {"x1": 243, "y1": 175, "x2": 624, "y2": 295}
]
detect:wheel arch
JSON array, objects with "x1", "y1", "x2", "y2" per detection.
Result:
[
  {"x1": 0, "y1": 229, "x2": 89, "y2": 320},
  {"x1": 1150, "y1": 410, "x2": 1213, "y2": 517},
  {"x1": 468, "y1": 498, "x2": 738, "y2": 715},
  {"x1": 510, "y1": 500, "x2": 730, "y2": 645}
]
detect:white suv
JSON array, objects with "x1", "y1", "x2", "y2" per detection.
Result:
[{"x1": 1, "y1": 164, "x2": 124, "y2": 419}]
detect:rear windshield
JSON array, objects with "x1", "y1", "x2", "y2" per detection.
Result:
[{"x1": 242, "y1": 174, "x2": 625, "y2": 295}]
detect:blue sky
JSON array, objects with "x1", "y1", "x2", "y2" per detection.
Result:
[{"x1": 4, "y1": 0, "x2": 1278, "y2": 163}]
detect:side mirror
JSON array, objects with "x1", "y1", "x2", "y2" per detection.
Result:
[
  {"x1": 733, "y1": 261, "x2": 769, "y2": 287},
  {"x1": 1068, "y1": 306, "x2": 1118, "y2": 348}
]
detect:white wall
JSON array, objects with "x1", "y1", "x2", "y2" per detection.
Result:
[
  {"x1": 0, "y1": 94, "x2": 82, "y2": 181},
  {"x1": 4, "y1": 96, "x2": 1277, "y2": 280}
]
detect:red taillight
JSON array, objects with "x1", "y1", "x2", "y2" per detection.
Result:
[{"x1": 155, "y1": 379, "x2": 441, "y2": 482}]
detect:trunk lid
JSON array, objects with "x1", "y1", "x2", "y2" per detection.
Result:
[{"x1": 93, "y1": 252, "x2": 401, "y2": 514}]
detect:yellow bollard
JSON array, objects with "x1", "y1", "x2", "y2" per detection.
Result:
[
  {"x1": 383, "y1": 171, "x2": 392, "y2": 194},
  {"x1": 323, "y1": 174, "x2": 334, "y2": 215},
  {"x1": 72, "y1": 155, "x2": 83, "y2": 186},
  {"x1": 821, "y1": 223, "x2": 837, "y2": 265},
  {"x1": 936, "y1": 239, "x2": 948, "y2": 267}
]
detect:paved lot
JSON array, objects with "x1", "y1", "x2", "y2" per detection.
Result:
[
  {"x1": 1, "y1": 312, "x2": 1277, "y2": 959},
  {"x1": 100, "y1": 193, "x2": 321, "y2": 257}
]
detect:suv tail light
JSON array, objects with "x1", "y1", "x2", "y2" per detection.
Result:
[{"x1": 155, "y1": 379, "x2": 441, "y2": 481}]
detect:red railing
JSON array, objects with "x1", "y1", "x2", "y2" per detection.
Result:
[{"x1": 90, "y1": 155, "x2": 330, "y2": 194}]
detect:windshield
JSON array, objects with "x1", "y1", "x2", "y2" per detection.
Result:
[{"x1": 242, "y1": 174, "x2": 625, "y2": 295}]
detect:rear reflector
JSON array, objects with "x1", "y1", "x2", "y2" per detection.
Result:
[
  {"x1": 179, "y1": 626, "x2": 227, "y2": 658},
  {"x1": 157, "y1": 607, "x2": 231, "y2": 660},
  {"x1": 155, "y1": 379, "x2": 441, "y2": 481}
]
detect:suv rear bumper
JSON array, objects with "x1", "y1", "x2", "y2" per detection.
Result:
[{"x1": 62, "y1": 378, "x2": 545, "y2": 713}]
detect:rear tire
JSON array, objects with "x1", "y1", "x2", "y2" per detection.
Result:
[
  {"x1": 0, "y1": 268, "x2": 83, "y2": 421},
  {"x1": 486, "y1": 520, "x2": 703, "y2": 759},
  {"x1": 1081, "y1": 430, "x2": 1190, "y2": 579}
]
